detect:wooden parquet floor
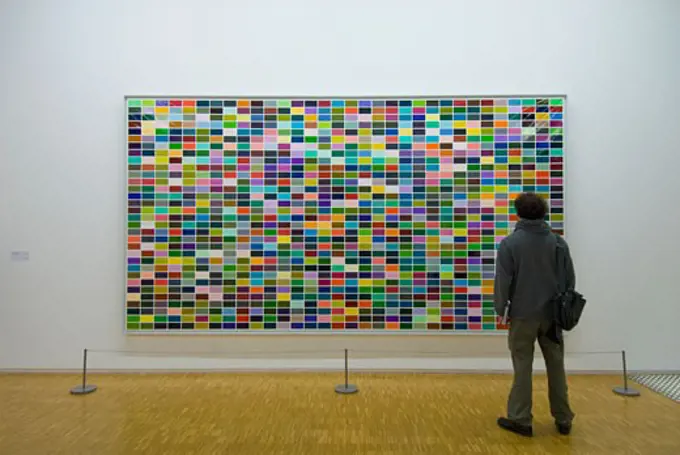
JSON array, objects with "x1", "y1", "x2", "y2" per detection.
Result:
[{"x1": 1, "y1": 373, "x2": 679, "y2": 454}]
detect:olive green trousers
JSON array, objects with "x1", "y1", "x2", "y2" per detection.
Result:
[{"x1": 507, "y1": 319, "x2": 575, "y2": 426}]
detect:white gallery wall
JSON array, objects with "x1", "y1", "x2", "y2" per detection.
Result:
[{"x1": 1, "y1": 0, "x2": 679, "y2": 372}]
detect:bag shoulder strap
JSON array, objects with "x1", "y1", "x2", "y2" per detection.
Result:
[{"x1": 553, "y1": 232, "x2": 567, "y2": 293}]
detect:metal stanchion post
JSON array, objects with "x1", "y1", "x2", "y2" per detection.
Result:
[
  {"x1": 335, "y1": 349, "x2": 358, "y2": 394},
  {"x1": 70, "y1": 349, "x2": 98, "y2": 395},
  {"x1": 613, "y1": 349, "x2": 640, "y2": 397}
]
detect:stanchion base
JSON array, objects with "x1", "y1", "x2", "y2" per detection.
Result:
[
  {"x1": 335, "y1": 384, "x2": 358, "y2": 394},
  {"x1": 613, "y1": 386, "x2": 640, "y2": 397},
  {"x1": 70, "y1": 385, "x2": 97, "y2": 395}
]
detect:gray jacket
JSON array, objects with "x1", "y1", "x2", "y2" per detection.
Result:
[{"x1": 493, "y1": 219, "x2": 575, "y2": 319}]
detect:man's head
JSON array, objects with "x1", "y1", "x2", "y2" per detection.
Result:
[{"x1": 514, "y1": 192, "x2": 548, "y2": 220}]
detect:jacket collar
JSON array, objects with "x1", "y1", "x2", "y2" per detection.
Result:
[{"x1": 515, "y1": 218, "x2": 551, "y2": 234}]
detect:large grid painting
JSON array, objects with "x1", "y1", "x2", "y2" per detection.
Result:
[{"x1": 126, "y1": 96, "x2": 565, "y2": 332}]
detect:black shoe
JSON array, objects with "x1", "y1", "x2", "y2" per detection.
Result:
[
  {"x1": 556, "y1": 422, "x2": 572, "y2": 435},
  {"x1": 497, "y1": 417, "x2": 533, "y2": 437}
]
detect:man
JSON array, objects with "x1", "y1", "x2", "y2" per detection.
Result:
[{"x1": 494, "y1": 192, "x2": 575, "y2": 437}]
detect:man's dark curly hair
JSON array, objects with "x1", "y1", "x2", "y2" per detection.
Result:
[{"x1": 514, "y1": 192, "x2": 548, "y2": 220}]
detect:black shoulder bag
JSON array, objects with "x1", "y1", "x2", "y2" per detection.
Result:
[{"x1": 552, "y1": 236, "x2": 586, "y2": 331}]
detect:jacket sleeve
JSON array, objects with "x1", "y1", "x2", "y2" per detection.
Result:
[{"x1": 494, "y1": 239, "x2": 514, "y2": 315}]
